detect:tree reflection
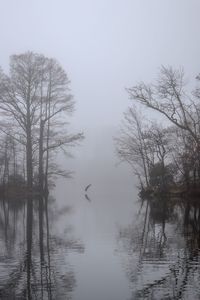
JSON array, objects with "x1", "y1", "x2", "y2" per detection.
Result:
[
  {"x1": 0, "y1": 191, "x2": 84, "y2": 299},
  {"x1": 118, "y1": 196, "x2": 200, "y2": 299}
]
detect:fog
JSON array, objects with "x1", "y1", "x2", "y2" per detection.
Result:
[
  {"x1": 1, "y1": 0, "x2": 200, "y2": 137},
  {"x1": 0, "y1": 2, "x2": 200, "y2": 299},
  {"x1": 1, "y1": 0, "x2": 200, "y2": 204}
]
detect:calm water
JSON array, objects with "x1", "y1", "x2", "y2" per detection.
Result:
[{"x1": 0, "y1": 156, "x2": 200, "y2": 299}]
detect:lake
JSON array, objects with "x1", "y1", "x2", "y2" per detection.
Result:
[{"x1": 0, "y1": 148, "x2": 200, "y2": 299}]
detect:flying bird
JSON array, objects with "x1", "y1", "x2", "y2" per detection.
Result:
[{"x1": 85, "y1": 184, "x2": 92, "y2": 192}]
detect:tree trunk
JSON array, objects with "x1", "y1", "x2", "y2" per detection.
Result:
[
  {"x1": 39, "y1": 119, "x2": 44, "y2": 262},
  {"x1": 44, "y1": 101, "x2": 51, "y2": 195},
  {"x1": 26, "y1": 90, "x2": 33, "y2": 279}
]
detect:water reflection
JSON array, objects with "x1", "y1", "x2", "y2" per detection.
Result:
[
  {"x1": 118, "y1": 196, "x2": 200, "y2": 299},
  {"x1": 84, "y1": 194, "x2": 91, "y2": 202},
  {"x1": 0, "y1": 192, "x2": 84, "y2": 299},
  {"x1": 2, "y1": 175, "x2": 200, "y2": 299}
]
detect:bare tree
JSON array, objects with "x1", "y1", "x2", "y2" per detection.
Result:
[
  {"x1": 115, "y1": 107, "x2": 151, "y2": 188},
  {"x1": 0, "y1": 52, "x2": 83, "y2": 193},
  {"x1": 35, "y1": 57, "x2": 83, "y2": 194},
  {"x1": 127, "y1": 66, "x2": 200, "y2": 184},
  {"x1": 115, "y1": 105, "x2": 173, "y2": 190},
  {"x1": 0, "y1": 52, "x2": 46, "y2": 193},
  {"x1": 127, "y1": 67, "x2": 200, "y2": 139}
]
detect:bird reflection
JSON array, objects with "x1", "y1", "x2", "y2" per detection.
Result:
[{"x1": 85, "y1": 193, "x2": 91, "y2": 202}]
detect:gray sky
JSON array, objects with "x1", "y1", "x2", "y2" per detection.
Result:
[
  {"x1": 1, "y1": 3, "x2": 198, "y2": 295},
  {"x1": 0, "y1": 0, "x2": 200, "y2": 165}
]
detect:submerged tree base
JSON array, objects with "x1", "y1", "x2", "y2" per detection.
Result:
[
  {"x1": 140, "y1": 183, "x2": 200, "y2": 201},
  {"x1": 0, "y1": 181, "x2": 49, "y2": 201}
]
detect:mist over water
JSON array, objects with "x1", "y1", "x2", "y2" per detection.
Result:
[
  {"x1": 54, "y1": 128, "x2": 138, "y2": 300},
  {"x1": 0, "y1": 1, "x2": 200, "y2": 299},
  {"x1": 1, "y1": 116, "x2": 200, "y2": 299}
]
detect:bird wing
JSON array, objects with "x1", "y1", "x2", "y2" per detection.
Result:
[{"x1": 85, "y1": 184, "x2": 91, "y2": 192}]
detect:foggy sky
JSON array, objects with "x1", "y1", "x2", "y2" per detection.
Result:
[{"x1": 0, "y1": 0, "x2": 200, "y2": 165}]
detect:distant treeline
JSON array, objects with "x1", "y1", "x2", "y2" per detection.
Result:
[{"x1": 116, "y1": 66, "x2": 200, "y2": 194}]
